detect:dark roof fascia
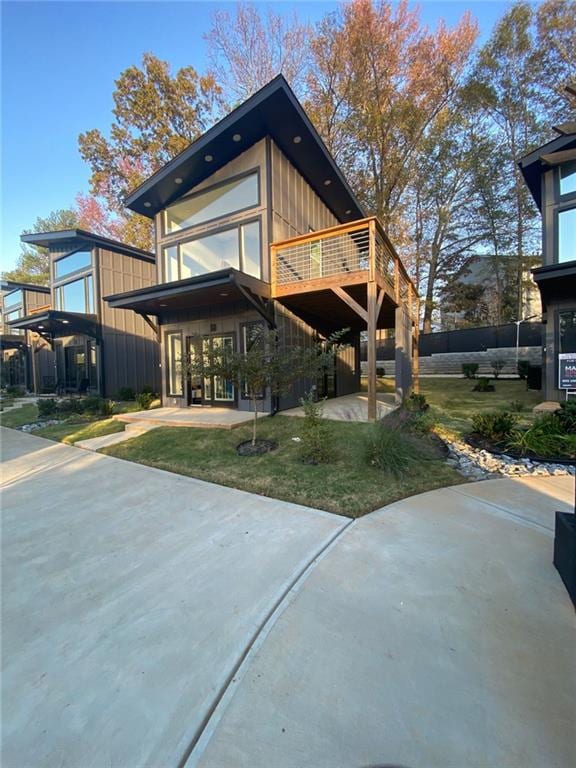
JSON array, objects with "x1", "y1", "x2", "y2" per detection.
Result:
[
  {"x1": 124, "y1": 75, "x2": 365, "y2": 223},
  {"x1": 532, "y1": 261, "x2": 576, "y2": 282},
  {"x1": 20, "y1": 230, "x2": 155, "y2": 263},
  {"x1": 105, "y1": 268, "x2": 271, "y2": 312},
  {"x1": 519, "y1": 133, "x2": 576, "y2": 210},
  {"x1": 6, "y1": 310, "x2": 101, "y2": 339},
  {"x1": 0, "y1": 334, "x2": 28, "y2": 350},
  {"x1": 105, "y1": 269, "x2": 238, "y2": 308},
  {"x1": 1, "y1": 280, "x2": 50, "y2": 294}
]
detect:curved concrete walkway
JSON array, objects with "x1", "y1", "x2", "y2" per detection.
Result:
[{"x1": 2, "y1": 427, "x2": 575, "y2": 768}]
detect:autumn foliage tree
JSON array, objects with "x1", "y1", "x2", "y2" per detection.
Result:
[{"x1": 78, "y1": 53, "x2": 222, "y2": 250}]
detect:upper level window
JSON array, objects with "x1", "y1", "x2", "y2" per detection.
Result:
[
  {"x1": 54, "y1": 275, "x2": 94, "y2": 314},
  {"x1": 54, "y1": 250, "x2": 92, "y2": 279},
  {"x1": 164, "y1": 172, "x2": 259, "y2": 234},
  {"x1": 558, "y1": 207, "x2": 576, "y2": 263},
  {"x1": 163, "y1": 220, "x2": 261, "y2": 282},
  {"x1": 4, "y1": 290, "x2": 23, "y2": 309},
  {"x1": 560, "y1": 161, "x2": 576, "y2": 197}
]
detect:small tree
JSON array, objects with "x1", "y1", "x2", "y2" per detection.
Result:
[{"x1": 186, "y1": 327, "x2": 344, "y2": 447}]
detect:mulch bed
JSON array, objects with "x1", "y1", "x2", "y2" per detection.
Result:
[
  {"x1": 236, "y1": 439, "x2": 278, "y2": 457},
  {"x1": 465, "y1": 432, "x2": 575, "y2": 466}
]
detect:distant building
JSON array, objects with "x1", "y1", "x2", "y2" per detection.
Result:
[{"x1": 440, "y1": 254, "x2": 541, "y2": 331}]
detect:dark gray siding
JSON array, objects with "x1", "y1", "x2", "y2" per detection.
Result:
[{"x1": 97, "y1": 248, "x2": 160, "y2": 397}]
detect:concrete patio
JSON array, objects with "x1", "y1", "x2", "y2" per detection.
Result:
[
  {"x1": 114, "y1": 405, "x2": 269, "y2": 429},
  {"x1": 281, "y1": 391, "x2": 397, "y2": 422},
  {"x1": 2, "y1": 427, "x2": 575, "y2": 768}
]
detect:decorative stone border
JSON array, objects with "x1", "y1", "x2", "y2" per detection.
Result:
[
  {"x1": 444, "y1": 437, "x2": 575, "y2": 481},
  {"x1": 18, "y1": 420, "x2": 65, "y2": 433}
]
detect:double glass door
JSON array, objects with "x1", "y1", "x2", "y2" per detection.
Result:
[{"x1": 187, "y1": 334, "x2": 236, "y2": 407}]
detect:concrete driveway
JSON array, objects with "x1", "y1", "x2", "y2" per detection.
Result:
[{"x1": 2, "y1": 427, "x2": 575, "y2": 768}]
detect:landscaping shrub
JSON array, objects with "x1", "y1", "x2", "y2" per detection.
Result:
[
  {"x1": 6, "y1": 384, "x2": 26, "y2": 397},
  {"x1": 82, "y1": 396, "x2": 115, "y2": 417},
  {"x1": 491, "y1": 358, "x2": 506, "y2": 379},
  {"x1": 462, "y1": 363, "x2": 479, "y2": 379},
  {"x1": 471, "y1": 411, "x2": 518, "y2": 443},
  {"x1": 507, "y1": 425, "x2": 572, "y2": 459},
  {"x1": 140, "y1": 384, "x2": 155, "y2": 395},
  {"x1": 364, "y1": 421, "x2": 430, "y2": 477},
  {"x1": 404, "y1": 392, "x2": 429, "y2": 412},
  {"x1": 100, "y1": 399, "x2": 115, "y2": 417},
  {"x1": 37, "y1": 398, "x2": 59, "y2": 419},
  {"x1": 473, "y1": 377, "x2": 495, "y2": 392},
  {"x1": 517, "y1": 360, "x2": 530, "y2": 380},
  {"x1": 410, "y1": 411, "x2": 436, "y2": 435},
  {"x1": 57, "y1": 397, "x2": 84, "y2": 414},
  {"x1": 136, "y1": 392, "x2": 154, "y2": 410},
  {"x1": 117, "y1": 386, "x2": 135, "y2": 401},
  {"x1": 556, "y1": 400, "x2": 576, "y2": 433},
  {"x1": 299, "y1": 391, "x2": 334, "y2": 464},
  {"x1": 509, "y1": 399, "x2": 526, "y2": 413},
  {"x1": 376, "y1": 366, "x2": 386, "y2": 377}
]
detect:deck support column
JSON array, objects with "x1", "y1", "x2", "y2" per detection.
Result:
[
  {"x1": 394, "y1": 304, "x2": 413, "y2": 403},
  {"x1": 367, "y1": 280, "x2": 378, "y2": 422}
]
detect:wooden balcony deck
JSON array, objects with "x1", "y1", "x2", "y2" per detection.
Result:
[{"x1": 270, "y1": 217, "x2": 419, "y2": 420}]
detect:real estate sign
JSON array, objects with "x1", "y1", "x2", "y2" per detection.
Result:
[{"x1": 558, "y1": 353, "x2": 576, "y2": 389}]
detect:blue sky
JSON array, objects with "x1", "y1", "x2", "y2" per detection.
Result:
[{"x1": 2, "y1": 0, "x2": 519, "y2": 270}]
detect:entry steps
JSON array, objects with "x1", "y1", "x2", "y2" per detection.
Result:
[{"x1": 75, "y1": 421, "x2": 159, "y2": 452}]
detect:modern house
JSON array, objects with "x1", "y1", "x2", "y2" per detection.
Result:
[
  {"x1": 106, "y1": 76, "x2": 419, "y2": 420},
  {"x1": 7, "y1": 231, "x2": 161, "y2": 398},
  {"x1": 519, "y1": 122, "x2": 576, "y2": 401},
  {"x1": 1, "y1": 280, "x2": 54, "y2": 392}
]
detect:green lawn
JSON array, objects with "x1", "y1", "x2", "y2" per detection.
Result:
[
  {"x1": 34, "y1": 418, "x2": 125, "y2": 445},
  {"x1": 363, "y1": 376, "x2": 542, "y2": 437},
  {"x1": 0, "y1": 404, "x2": 39, "y2": 428},
  {"x1": 102, "y1": 415, "x2": 462, "y2": 518}
]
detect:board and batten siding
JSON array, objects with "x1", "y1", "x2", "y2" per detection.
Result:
[
  {"x1": 270, "y1": 140, "x2": 339, "y2": 243},
  {"x1": 97, "y1": 248, "x2": 160, "y2": 397}
]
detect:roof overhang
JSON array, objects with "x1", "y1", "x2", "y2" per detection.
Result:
[
  {"x1": 532, "y1": 261, "x2": 576, "y2": 309},
  {"x1": 1, "y1": 280, "x2": 50, "y2": 294},
  {"x1": 6, "y1": 311, "x2": 101, "y2": 340},
  {"x1": 105, "y1": 268, "x2": 273, "y2": 325},
  {"x1": 519, "y1": 133, "x2": 576, "y2": 211},
  {"x1": 0, "y1": 334, "x2": 28, "y2": 351},
  {"x1": 124, "y1": 75, "x2": 365, "y2": 224},
  {"x1": 20, "y1": 230, "x2": 155, "y2": 263}
]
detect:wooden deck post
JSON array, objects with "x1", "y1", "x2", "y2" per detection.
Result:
[{"x1": 367, "y1": 279, "x2": 378, "y2": 422}]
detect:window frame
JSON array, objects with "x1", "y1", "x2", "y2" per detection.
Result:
[
  {"x1": 558, "y1": 160, "x2": 576, "y2": 201},
  {"x1": 240, "y1": 320, "x2": 266, "y2": 400},
  {"x1": 3, "y1": 289, "x2": 24, "y2": 311},
  {"x1": 165, "y1": 330, "x2": 184, "y2": 397},
  {"x1": 54, "y1": 274, "x2": 95, "y2": 314},
  {"x1": 53, "y1": 247, "x2": 93, "y2": 282},
  {"x1": 162, "y1": 217, "x2": 262, "y2": 283},
  {"x1": 162, "y1": 168, "x2": 261, "y2": 238},
  {"x1": 556, "y1": 204, "x2": 576, "y2": 264}
]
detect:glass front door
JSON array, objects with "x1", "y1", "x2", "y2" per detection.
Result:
[{"x1": 186, "y1": 334, "x2": 236, "y2": 407}]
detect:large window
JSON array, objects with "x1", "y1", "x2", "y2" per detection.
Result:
[
  {"x1": 166, "y1": 332, "x2": 183, "y2": 396},
  {"x1": 4, "y1": 290, "x2": 23, "y2": 309},
  {"x1": 54, "y1": 275, "x2": 94, "y2": 314},
  {"x1": 560, "y1": 161, "x2": 576, "y2": 197},
  {"x1": 165, "y1": 172, "x2": 259, "y2": 234},
  {"x1": 4, "y1": 309, "x2": 24, "y2": 335},
  {"x1": 54, "y1": 250, "x2": 92, "y2": 279},
  {"x1": 558, "y1": 207, "x2": 576, "y2": 263},
  {"x1": 163, "y1": 220, "x2": 261, "y2": 282}
]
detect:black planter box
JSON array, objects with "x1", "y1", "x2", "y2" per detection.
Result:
[{"x1": 554, "y1": 512, "x2": 576, "y2": 608}]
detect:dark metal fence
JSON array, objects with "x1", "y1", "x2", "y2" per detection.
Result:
[{"x1": 361, "y1": 322, "x2": 542, "y2": 361}]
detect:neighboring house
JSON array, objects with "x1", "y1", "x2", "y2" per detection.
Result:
[
  {"x1": 440, "y1": 254, "x2": 541, "y2": 331},
  {"x1": 1, "y1": 280, "x2": 54, "y2": 392},
  {"x1": 7, "y1": 231, "x2": 160, "y2": 398},
  {"x1": 106, "y1": 76, "x2": 418, "y2": 419},
  {"x1": 519, "y1": 121, "x2": 576, "y2": 401}
]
